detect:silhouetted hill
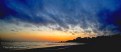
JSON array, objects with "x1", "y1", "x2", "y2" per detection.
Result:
[{"x1": 65, "y1": 34, "x2": 121, "y2": 44}]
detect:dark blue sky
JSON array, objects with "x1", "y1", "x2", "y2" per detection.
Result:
[{"x1": 0, "y1": 0, "x2": 121, "y2": 36}]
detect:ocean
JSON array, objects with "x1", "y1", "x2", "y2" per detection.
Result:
[{"x1": 1, "y1": 42, "x2": 84, "y2": 50}]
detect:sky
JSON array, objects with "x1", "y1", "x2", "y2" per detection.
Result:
[{"x1": 0, "y1": 0, "x2": 121, "y2": 42}]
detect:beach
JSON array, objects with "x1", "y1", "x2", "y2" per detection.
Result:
[{"x1": 1, "y1": 43, "x2": 121, "y2": 52}]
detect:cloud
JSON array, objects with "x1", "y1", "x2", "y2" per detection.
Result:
[{"x1": 0, "y1": 0, "x2": 121, "y2": 36}]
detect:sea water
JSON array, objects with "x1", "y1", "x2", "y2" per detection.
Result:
[{"x1": 1, "y1": 42, "x2": 84, "y2": 50}]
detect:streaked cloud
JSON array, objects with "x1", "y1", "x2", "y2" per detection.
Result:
[{"x1": 0, "y1": 0, "x2": 121, "y2": 36}]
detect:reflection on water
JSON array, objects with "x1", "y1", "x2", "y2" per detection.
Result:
[{"x1": 1, "y1": 42, "x2": 84, "y2": 50}]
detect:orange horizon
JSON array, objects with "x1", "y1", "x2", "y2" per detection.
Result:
[{"x1": 0, "y1": 30, "x2": 96, "y2": 42}]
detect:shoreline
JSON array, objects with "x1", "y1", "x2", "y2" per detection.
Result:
[{"x1": 1, "y1": 43, "x2": 121, "y2": 52}]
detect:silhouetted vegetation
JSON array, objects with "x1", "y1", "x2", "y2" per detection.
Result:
[{"x1": 66, "y1": 34, "x2": 121, "y2": 44}]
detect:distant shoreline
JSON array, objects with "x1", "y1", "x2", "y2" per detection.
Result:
[{"x1": 1, "y1": 34, "x2": 121, "y2": 52}]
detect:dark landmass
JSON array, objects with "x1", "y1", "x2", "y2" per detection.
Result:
[
  {"x1": 66, "y1": 34, "x2": 121, "y2": 44},
  {"x1": 1, "y1": 34, "x2": 121, "y2": 52}
]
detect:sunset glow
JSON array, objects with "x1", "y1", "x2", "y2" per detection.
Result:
[
  {"x1": 0, "y1": 0, "x2": 120, "y2": 42},
  {"x1": 1, "y1": 29, "x2": 96, "y2": 42}
]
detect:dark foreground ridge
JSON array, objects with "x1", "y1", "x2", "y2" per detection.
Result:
[{"x1": 1, "y1": 34, "x2": 121, "y2": 52}]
